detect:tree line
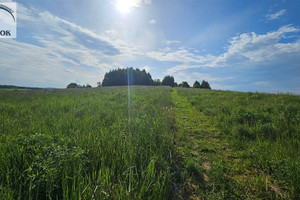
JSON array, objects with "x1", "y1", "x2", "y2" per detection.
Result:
[
  {"x1": 160, "y1": 75, "x2": 211, "y2": 89},
  {"x1": 66, "y1": 83, "x2": 92, "y2": 89},
  {"x1": 102, "y1": 68, "x2": 153, "y2": 86},
  {"x1": 67, "y1": 68, "x2": 211, "y2": 89}
]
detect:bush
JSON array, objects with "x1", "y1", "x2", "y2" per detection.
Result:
[
  {"x1": 66, "y1": 83, "x2": 79, "y2": 88},
  {"x1": 161, "y1": 75, "x2": 175, "y2": 87}
]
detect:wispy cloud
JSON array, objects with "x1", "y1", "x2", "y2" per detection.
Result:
[
  {"x1": 0, "y1": 39, "x2": 113, "y2": 87},
  {"x1": 165, "y1": 25, "x2": 300, "y2": 73},
  {"x1": 149, "y1": 19, "x2": 156, "y2": 24},
  {"x1": 31, "y1": 11, "x2": 121, "y2": 56},
  {"x1": 163, "y1": 25, "x2": 300, "y2": 92},
  {"x1": 163, "y1": 40, "x2": 181, "y2": 45},
  {"x1": 167, "y1": 64, "x2": 200, "y2": 74},
  {"x1": 147, "y1": 47, "x2": 215, "y2": 64},
  {"x1": 165, "y1": 69, "x2": 231, "y2": 88},
  {"x1": 0, "y1": 3, "x2": 132, "y2": 87},
  {"x1": 266, "y1": 9, "x2": 286, "y2": 20},
  {"x1": 1, "y1": 1, "x2": 299, "y2": 94},
  {"x1": 105, "y1": 29, "x2": 119, "y2": 40},
  {"x1": 210, "y1": 25, "x2": 300, "y2": 67}
]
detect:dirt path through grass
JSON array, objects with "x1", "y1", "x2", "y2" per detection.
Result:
[
  {"x1": 171, "y1": 88, "x2": 253, "y2": 199},
  {"x1": 171, "y1": 88, "x2": 289, "y2": 199}
]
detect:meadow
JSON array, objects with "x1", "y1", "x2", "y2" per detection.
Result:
[
  {"x1": 0, "y1": 87, "x2": 175, "y2": 200},
  {"x1": 175, "y1": 88, "x2": 300, "y2": 199},
  {"x1": 0, "y1": 86, "x2": 299, "y2": 199}
]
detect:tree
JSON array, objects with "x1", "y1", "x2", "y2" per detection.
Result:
[
  {"x1": 193, "y1": 81, "x2": 201, "y2": 88},
  {"x1": 153, "y1": 79, "x2": 161, "y2": 86},
  {"x1": 180, "y1": 81, "x2": 190, "y2": 88},
  {"x1": 161, "y1": 75, "x2": 175, "y2": 87},
  {"x1": 67, "y1": 83, "x2": 79, "y2": 88},
  {"x1": 102, "y1": 68, "x2": 154, "y2": 86},
  {"x1": 200, "y1": 80, "x2": 211, "y2": 89}
]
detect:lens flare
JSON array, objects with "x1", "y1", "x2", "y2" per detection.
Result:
[{"x1": 127, "y1": 68, "x2": 132, "y2": 133}]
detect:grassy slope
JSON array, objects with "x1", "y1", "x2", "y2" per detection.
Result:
[
  {"x1": 174, "y1": 88, "x2": 300, "y2": 199},
  {"x1": 0, "y1": 87, "x2": 175, "y2": 200},
  {"x1": 0, "y1": 87, "x2": 299, "y2": 199}
]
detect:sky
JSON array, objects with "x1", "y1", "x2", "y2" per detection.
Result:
[{"x1": 0, "y1": 0, "x2": 299, "y2": 93}]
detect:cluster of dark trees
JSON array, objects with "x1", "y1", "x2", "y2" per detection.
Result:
[
  {"x1": 152, "y1": 74, "x2": 211, "y2": 89},
  {"x1": 66, "y1": 68, "x2": 211, "y2": 89},
  {"x1": 102, "y1": 68, "x2": 153, "y2": 86},
  {"x1": 67, "y1": 83, "x2": 92, "y2": 88},
  {"x1": 178, "y1": 80, "x2": 211, "y2": 89}
]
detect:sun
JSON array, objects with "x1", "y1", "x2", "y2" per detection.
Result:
[{"x1": 116, "y1": 0, "x2": 136, "y2": 14}]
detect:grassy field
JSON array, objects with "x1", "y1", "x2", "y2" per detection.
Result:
[
  {"x1": 174, "y1": 88, "x2": 300, "y2": 199},
  {"x1": 0, "y1": 87, "x2": 299, "y2": 199}
]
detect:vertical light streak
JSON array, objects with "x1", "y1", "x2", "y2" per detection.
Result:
[{"x1": 127, "y1": 68, "x2": 131, "y2": 133}]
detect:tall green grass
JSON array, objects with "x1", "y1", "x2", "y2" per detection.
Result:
[
  {"x1": 0, "y1": 87, "x2": 175, "y2": 200},
  {"x1": 2, "y1": 86, "x2": 299, "y2": 199},
  {"x1": 177, "y1": 88, "x2": 300, "y2": 199}
]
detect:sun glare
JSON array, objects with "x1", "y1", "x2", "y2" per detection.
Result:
[{"x1": 116, "y1": 0, "x2": 136, "y2": 14}]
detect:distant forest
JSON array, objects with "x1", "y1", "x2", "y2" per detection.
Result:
[
  {"x1": 0, "y1": 85, "x2": 42, "y2": 90},
  {"x1": 102, "y1": 68, "x2": 153, "y2": 86},
  {"x1": 67, "y1": 67, "x2": 211, "y2": 89}
]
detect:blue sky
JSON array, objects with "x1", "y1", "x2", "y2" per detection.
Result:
[{"x1": 0, "y1": 0, "x2": 299, "y2": 93}]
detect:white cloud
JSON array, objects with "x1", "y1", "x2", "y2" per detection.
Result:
[
  {"x1": 266, "y1": 9, "x2": 286, "y2": 20},
  {"x1": 168, "y1": 69, "x2": 230, "y2": 83},
  {"x1": 163, "y1": 40, "x2": 181, "y2": 45},
  {"x1": 151, "y1": 25, "x2": 299, "y2": 71},
  {"x1": 146, "y1": 25, "x2": 300, "y2": 76},
  {"x1": 0, "y1": 3, "x2": 136, "y2": 87},
  {"x1": 105, "y1": 29, "x2": 119, "y2": 40},
  {"x1": 147, "y1": 47, "x2": 215, "y2": 63},
  {"x1": 2, "y1": 1, "x2": 299, "y2": 94},
  {"x1": 135, "y1": 0, "x2": 152, "y2": 6},
  {"x1": 0, "y1": 39, "x2": 114, "y2": 87},
  {"x1": 168, "y1": 70, "x2": 236, "y2": 91},
  {"x1": 165, "y1": 70, "x2": 230, "y2": 87},
  {"x1": 152, "y1": 25, "x2": 300, "y2": 74},
  {"x1": 167, "y1": 64, "x2": 199, "y2": 73},
  {"x1": 210, "y1": 25, "x2": 300, "y2": 67},
  {"x1": 18, "y1": 3, "x2": 146, "y2": 60},
  {"x1": 18, "y1": 9, "x2": 122, "y2": 58},
  {"x1": 149, "y1": 19, "x2": 156, "y2": 24},
  {"x1": 162, "y1": 25, "x2": 300, "y2": 93}
]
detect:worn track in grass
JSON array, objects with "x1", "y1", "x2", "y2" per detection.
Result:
[{"x1": 171, "y1": 88, "x2": 284, "y2": 199}]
